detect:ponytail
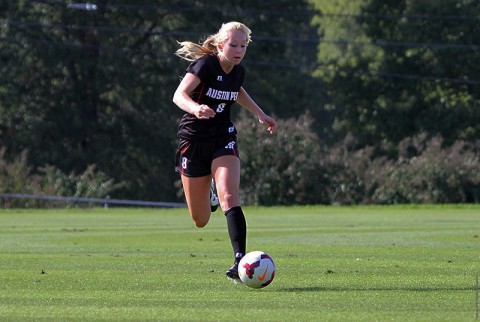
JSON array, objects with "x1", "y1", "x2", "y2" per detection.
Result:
[
  {"x1": 175, "y1": 40, "x2": 216, "y2": 61},
  {"x1": 175, "y1": 21, "x2": 251, "y2": 62}
]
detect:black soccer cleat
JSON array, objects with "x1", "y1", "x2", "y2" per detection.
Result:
[{"x1": 225, "y1": 261, "x2": 240, "y2": 280}]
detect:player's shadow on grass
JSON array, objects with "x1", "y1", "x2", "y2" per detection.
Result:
[{"x1": 277, "y1": 286, "x2": 475, "y2": 292}]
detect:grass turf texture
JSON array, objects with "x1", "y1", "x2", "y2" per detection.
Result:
[{"x1": 0, "y1": 205, "x2": 478, "y2": 321}]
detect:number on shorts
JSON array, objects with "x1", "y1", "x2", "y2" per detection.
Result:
[{"x1": 182, "y1": 157, "x2": 188, "y2": 169}]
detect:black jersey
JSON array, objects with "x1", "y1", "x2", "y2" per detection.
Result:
[{"x1": 177, "y1": 54, "x2": 245, "y2": 140}]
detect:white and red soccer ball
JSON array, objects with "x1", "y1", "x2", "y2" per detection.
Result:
[{"x1": 238, "y1": 251, "x2": 275, "y2": 288}]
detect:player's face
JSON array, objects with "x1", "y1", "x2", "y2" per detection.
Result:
[{"x1": 220, "y1": 30, "x2": 248, "y2": 65}]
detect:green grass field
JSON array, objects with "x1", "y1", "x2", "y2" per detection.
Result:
[{"x1": 0, "y1": 205, "x2": 479, "y2": 321}]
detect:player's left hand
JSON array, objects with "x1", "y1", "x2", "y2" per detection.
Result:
[{"x1": 259, "y1": 115, "x2": 277, "y2": 134}]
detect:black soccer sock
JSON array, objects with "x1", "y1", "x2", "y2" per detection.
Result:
[{"x1": 224, "y1": 206, "x2": 247, "y2": 261}]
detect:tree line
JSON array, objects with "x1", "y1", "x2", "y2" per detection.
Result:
[{"x1": 0, "y1": 0, "x2": 479, "y2": 207}]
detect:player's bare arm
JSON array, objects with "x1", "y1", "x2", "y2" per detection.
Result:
[
  {"x1": 237, "y1": 87, "x2": 277, "y2": 134},
  {"x1": 173, "y1": 73, "x2": 216, "y2": 119}
]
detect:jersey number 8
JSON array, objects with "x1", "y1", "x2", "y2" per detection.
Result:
[{"x1": 216, "y1": 103, "x2": 226, "y2": 113}]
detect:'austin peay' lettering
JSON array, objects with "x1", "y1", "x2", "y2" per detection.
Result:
[{"x1": 205, "y1": 88, "x2": 239, "y2": 101}]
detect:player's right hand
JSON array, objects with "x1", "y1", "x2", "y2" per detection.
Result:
[{"x1": 194, "y1": 104, "x2": 216, "y2": 119}]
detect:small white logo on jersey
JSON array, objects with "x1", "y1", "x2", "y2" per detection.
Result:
[
  {"x1": 225, "y1": 141, "x2": 236, "y2": 149},
  {"x1": 217, "y1": 75, "x2": 223, "y2": 81},
  {"x1": 228, "y1": 127, "x2": 235, "y2": 133}
]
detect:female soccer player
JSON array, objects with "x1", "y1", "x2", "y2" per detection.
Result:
[{"x1": 173, "y1": 21, "x2": 277, "y2": 280}]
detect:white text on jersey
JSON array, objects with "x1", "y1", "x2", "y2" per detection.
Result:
[{"x1": 206, "y1": 88, "x2": 239, "y2": 101}]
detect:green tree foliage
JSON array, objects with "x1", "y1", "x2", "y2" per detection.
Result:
[
  {"x1": 1, "y1": 1, "x2": 183, "y2": 201},
  {"x1": 310, "y1": 0, "x2": 480, "y2": 146},
  {"x1": 2, "y1": 1, "x2": 479, "y2": 206},
  {"x1": 0, "y1": 0, "x2": 322, "y2": 202}
]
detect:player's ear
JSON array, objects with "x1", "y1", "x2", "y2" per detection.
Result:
[{"x1": 217, "y1": 43, "x2": 224, "y2": 52}]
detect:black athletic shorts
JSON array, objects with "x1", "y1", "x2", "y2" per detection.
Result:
[{"x1": 175, "y1": 135, "x2": 239, "y2": 177}]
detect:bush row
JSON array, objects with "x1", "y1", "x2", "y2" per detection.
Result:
[
  {"x1": 0, "y1": 148, "x2": 122, "y2": 208},
  {"x1": 237, "y1": 113, "x2": 480, "y2": 205},
  {"x1": 1, "y1": 113, "x2": 479, "y2": 207}
]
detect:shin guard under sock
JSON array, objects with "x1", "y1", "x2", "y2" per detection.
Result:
[{"x1": 224, "y1": 206, "x2": 247, "y2": 260}]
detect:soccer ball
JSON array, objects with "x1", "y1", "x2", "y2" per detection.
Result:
[{"x1": 238, "y1": 251, "x2": 275, "y2": 289}]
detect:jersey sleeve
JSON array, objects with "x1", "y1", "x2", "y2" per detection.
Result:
[{"x1": 186, "y1": 55, "x2": 211, "y2": 82}]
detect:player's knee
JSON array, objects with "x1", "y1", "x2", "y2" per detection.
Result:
[
  {"x1": 195, "y1": 220, "x2": 208, "y2": 228},
  {"x1": 220, "y1": 194, "x2": 239, "y2": 212},
  {"x1": 192, "y1": 214, "x2": 209, "y2": 228}
]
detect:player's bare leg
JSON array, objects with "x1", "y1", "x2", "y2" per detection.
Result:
[
  {"x1": 181, "y1": 175, "x2": 212, "y2": 228},
  {"x1": 212, "y1": 155, "x2": 246, "y2": 280},
  {"x1": 212, "y1": 155, "x2": 240, "y2": 212}
]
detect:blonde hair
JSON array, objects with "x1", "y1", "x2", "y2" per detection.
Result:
[{"x1": 175, "y1": 21, "x2": 252, "y2": 61}]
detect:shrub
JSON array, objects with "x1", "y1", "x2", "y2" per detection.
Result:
[
  {"x1": 373, "y1": 136, "x2": 480, "y2": 204},
  {"x1": 0, "y1": 148, "x2": 122, "y2": 208},
  {"x1": 238, "y1": 113, "x2": 480, "y2": 205},
  {"x1": 317, "y1": 134, "x2": 380, "y2": 205},
  {"x1": 237, "y1": 111, "x2": 323, "y2": 205}
]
